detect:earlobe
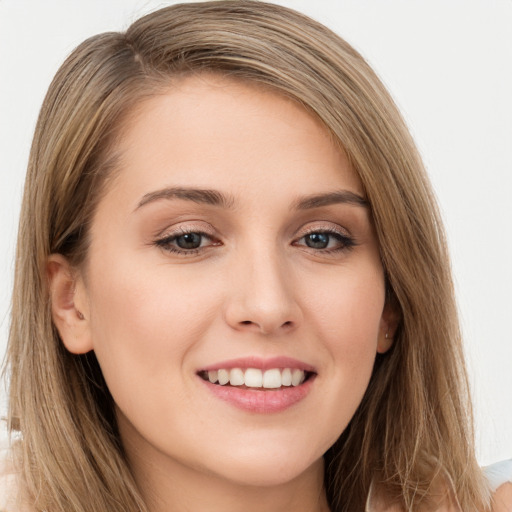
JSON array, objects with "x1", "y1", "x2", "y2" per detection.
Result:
[{"x1": 47, "y1": 254, "x2": 93, "y2": 354}]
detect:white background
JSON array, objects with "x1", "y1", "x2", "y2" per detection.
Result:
[{"x1": 0, "y1": 1, "x2": 510, "y2": 465}]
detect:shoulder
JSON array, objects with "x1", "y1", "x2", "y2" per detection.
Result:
[
  {"x1": 485, "y1": 460, "x2": 512, "y2": 512},
  {"x1": 0, "y1": 436, "x2": 33, "y2": 512},
  {"x1": 492, "y1": 483, "x2": 512, "y2": 512},
  {"x1": 367, "y1": 460, "x2": 512, "y2": 512},
  {"x1": 0, "y1": 436, "x2": 17, "y2": 511}
]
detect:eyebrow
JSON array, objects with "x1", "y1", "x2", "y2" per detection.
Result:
[
  {"x1": 293, "y1": 190, "x2": 368, "y2": 210},
  {"x1": 136, "y1": 187, "x2": 236, "y2": 210},
  {"x1": 135, "y1": 186, "x2": 368, "y2": 211}
]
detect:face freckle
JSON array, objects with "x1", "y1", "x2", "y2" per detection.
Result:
[{"x1": 79, "y1": 74, "x2": 390, "y2": 492}]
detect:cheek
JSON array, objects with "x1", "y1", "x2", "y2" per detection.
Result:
[
  {"x1": 301, "y1": 266, "x2": 385, "y2": 444},
  {"x1": 85, "y1": 257, "x2": 221, "y2": 408},
  {"x1": 83, "y1": 237, "x2": 385, "y2": 467},
  {"x1": 306, "y1": 263, "x2": 385, "y2": 353}
]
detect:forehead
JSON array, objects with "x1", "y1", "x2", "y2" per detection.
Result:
[{"x1": 105, "y1": 74, "x2": 364, "y2": 207}]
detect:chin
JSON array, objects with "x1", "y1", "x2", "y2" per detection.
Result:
[
  {"x1": 221, "y1": 465, "x2": 319, "y2": 488},
  {"x1": 202, "y1": 448, "x2": 324, "y2": 488}
]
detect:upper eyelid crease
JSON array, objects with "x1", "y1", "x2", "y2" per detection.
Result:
[
  {"x1": 299, "y1": 223, "x2": 348, "y2": 235},
  {"x1": 157, "y1": 223, "x2": 216, "y2": 237}
]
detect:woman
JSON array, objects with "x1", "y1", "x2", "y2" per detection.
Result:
[{"x1": 1, "y1": 1, "x2": 511, "y2": 511}]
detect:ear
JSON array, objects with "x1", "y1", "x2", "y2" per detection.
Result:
[
  {"x1": 377, "y1": 299, "x2": 401, "y2": 354},
  {"x1": 47, "y1": 254, "x2": 93, "y2": 354}
]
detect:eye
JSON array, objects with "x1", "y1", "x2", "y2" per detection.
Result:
[
  {"x1": 154, "y1": 230, "x2": 219, "y2": 255},
  {"x1": 174, "y1": 232, "x2": 204, "y2": 249},
  {"x1": 303, "y1": 232, "x2": 333, "y2": 249},
  {"x1": 294, "y1": 229, "x2": 355, "y2": 253}
]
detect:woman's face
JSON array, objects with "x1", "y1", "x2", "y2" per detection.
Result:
[{"x1": 69, "y1": 76, "x2": 393, "y2": 488}]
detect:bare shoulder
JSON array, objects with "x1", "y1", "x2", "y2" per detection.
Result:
[
  {"x1": 0, "y1": 467, "x2": 17, "y2": 511},
  {"x1": 0, "y1": 440, "x2": 33, "y2": 512},
  {"x1": 0, "y1": 466, "x2": 34, "y2": 512},
  {"x1": 492, "y1": 482, "x2": 512, "y2": 512},
  {"x1": 485, "y1": 460, "x2": 512, "y2": 512}
]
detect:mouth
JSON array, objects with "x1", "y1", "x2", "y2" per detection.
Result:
[
  {"x1": 198, "y1": 367, "x2": 315, "y2": 390},
  {"x1": 197, "y1": 357, "x2": 317, "y2": 412}
]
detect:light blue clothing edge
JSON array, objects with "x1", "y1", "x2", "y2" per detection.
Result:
[{"x1": 483, "y1": 459, "x2": 512, "y2": 491}]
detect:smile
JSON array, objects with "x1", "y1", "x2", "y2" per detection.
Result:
[
  {"x1": 197, "y1": 358, "x2": 316, "y2": 413},
  {"x1": 199, "y1": 368, "x2": 310, "y2": 389}
]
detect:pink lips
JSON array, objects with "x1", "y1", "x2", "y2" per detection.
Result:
[
  {"x1": 199, "y1": 356, "x2": 316, "y2": 373},
  {"x1": 198, "y1": 356, "x2": 316, "y2": 413}
]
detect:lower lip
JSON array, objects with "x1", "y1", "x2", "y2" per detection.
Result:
[{"x1": 199, "y1": 375, "x2": 315, "y2": 413}]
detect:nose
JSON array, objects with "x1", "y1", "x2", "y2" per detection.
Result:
[{"x1": 223, "y1": 248, "x2": 302, "y2": 336}]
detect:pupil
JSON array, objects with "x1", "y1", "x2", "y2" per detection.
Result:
[
  {"x1": 176, "y1": 233, "x2": 202, "y2": 249},
  {"x1": 306, "y1": 233, "x2": 329, "y2": 249}
]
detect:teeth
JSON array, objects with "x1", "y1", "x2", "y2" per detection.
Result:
[
  {"x1": 204, "y1": 368, "x2": 307, "y2": 388},
  {"x1": 263, "y1": 369, "x2": 281, "y2": 388},
  {"x1": 281, "y1": 368, "x2": 292, "y2": 386},
  {"x1": 217, "y1": 369, "x2": 230, "y2": 385},
  {"x1": 244, "y1": 368, "x2": 263, "y2": 387},
  {"x1": 229, "y1": 368, "x2": 244, "y2": 386},
  {"x1": 291, "y1": 368, "x2": 305, "y2": 386}
]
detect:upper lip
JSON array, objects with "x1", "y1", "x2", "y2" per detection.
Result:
[{"x1": 198, "y1": 356, "x2": 316, "y2": 373}]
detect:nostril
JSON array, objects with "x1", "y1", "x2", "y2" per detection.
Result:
[{"x1": 239, "y1": 319, "x2": 294, "y2": 330}]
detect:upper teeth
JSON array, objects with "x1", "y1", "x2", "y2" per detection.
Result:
[{"x1": 206, "y1": 368, "x2": 306, "y2": 388}]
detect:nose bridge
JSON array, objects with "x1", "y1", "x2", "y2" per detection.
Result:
[{"x1": 225, "y1": 240, "x2": 301, "y2": 335}]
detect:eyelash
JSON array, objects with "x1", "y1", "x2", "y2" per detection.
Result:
[
  {"x1": 154, "y1": 228, "x2": 218, "y2": 256},
  {"x1": 154, "y1": 227, "x2": 356, "y2": 256},
  {"x1": 294, "y1": 227, "x2": 356, "y2": 254}
]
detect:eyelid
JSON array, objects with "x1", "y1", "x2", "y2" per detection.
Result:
[
  {"x1": 152, "y1": 220, "x2": 356, "y2": 257},
  {"x1": 296, "y1": 222, "x2": 351, "y2": 238},
  {"x1": 154, "y1": 220, "x2": 217, "y2": 240},
  {"x1": 292, "y1": 222, "x2": 357, "y2": 253},
  {"x1": 152, "y1": 221, "x2": 222, "y2": 256}
]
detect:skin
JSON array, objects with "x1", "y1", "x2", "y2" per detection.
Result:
[
  {"x1": 49, "y1": 75, "x2": 397, "y2": 512},
  {"x1": 493, "y1": 483, "x2": 512, "y2": 512}
]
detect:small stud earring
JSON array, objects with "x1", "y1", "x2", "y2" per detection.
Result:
[{"x1": 76, "y1": 310, "x2": 85, "y2": 320}]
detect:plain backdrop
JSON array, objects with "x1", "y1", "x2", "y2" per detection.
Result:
[{"x1": 0, "y1": 0, "x2": 511, "y2": 465}]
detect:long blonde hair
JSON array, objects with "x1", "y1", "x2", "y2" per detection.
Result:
[{"x1": 6, "y1": 1, "x2": 489, "y2": 510}]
